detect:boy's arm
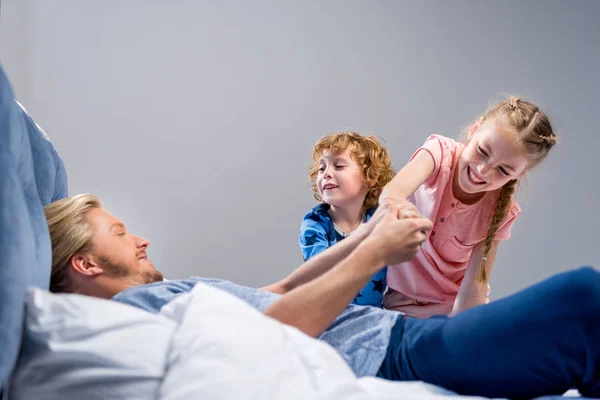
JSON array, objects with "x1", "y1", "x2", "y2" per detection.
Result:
[{"x1": 261, "y1": 216, "x2": 373, "y2": 295}]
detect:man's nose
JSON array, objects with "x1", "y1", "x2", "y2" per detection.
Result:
[{"x1": 137, "y1": 236, "x2": 149, "y2": 249}]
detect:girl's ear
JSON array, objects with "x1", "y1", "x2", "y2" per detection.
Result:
[{"x1": 468, "y1": 118, "x2": 483, "y2": 140}]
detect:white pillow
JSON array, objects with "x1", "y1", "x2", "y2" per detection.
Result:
[
  {"x1": 157, "y1": 283, "x2": 486, "y2": 400},
  {"x1": 9, "y1": 288, "x2": 176, "y2": 400},
  {"x1": 158, "y1": 282, "x2": 360, "y2": 400}
]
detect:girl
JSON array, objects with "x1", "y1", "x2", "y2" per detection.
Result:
[
  {"x1": 382, "y1": 96, "x2": 557, "y2": 317},
  {"x1": 299, "y1": 132, "x2": 395, "y2": 307}
]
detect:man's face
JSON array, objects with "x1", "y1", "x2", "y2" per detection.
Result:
[{"x1": 84, "y1": 208, "x2": 164, "y2": 285}]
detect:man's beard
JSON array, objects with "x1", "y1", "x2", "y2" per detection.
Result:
[{"x1": 99, "y1": 255, "x2": 164, "y2": 285}]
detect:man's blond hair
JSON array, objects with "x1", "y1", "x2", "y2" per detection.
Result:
[{"x1": 44, "y1": 194, "x2": 101, "y2": 293}]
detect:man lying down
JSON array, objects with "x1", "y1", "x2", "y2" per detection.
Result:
[{"x1": 44, "y1": 194, "x2": 600, "y2": 399}]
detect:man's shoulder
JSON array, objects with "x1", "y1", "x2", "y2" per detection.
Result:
[
  {"x1": 130, "y1": 277, "x2": 203, "y2": 294},
  {"x1": 112, "y1": 277, "x2": 204, "y2": 313}
]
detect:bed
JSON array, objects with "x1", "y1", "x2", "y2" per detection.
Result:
[{"x1": 0, "y1": 64, "x2": 587, "y2": 399}]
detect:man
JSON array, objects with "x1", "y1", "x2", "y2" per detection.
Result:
[{"x1": 44, "y1": 194, "x2": 600, "y2": 399}]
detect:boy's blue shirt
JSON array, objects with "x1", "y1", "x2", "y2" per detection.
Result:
[{"x1": 299, "y1": 203, "x2": 387, "y2": 307}]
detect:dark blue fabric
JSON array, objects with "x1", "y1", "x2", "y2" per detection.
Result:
[
  {"x1": 299, "y1": 203, "x2": 387, "y2": 307},
  {"x1": 378, "y1": 266, "x2": 600, "y2": 399},
  {"x1": 0, "y1": 64, "x2": 67, "y2": 389}
]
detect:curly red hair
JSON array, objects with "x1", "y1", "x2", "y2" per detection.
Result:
[{"x1": 308, "y1": 132, "x2": 395, "y2": 212}]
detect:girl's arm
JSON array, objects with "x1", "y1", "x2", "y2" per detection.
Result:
[
  {"x1": 382, "y1": 149, "x2": 436, "y2": 200},
  {"x1": 451, "y1": 240, "x2": 500, "y2": 315}
]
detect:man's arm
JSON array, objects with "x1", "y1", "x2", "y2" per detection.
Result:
[
  {"x1": 261, "y1": 200, "x2": 421, "y2": 295},
  {"x1": 263, "y1": 207, "x2": 432, "y2": 338},
  {"x1": 264, "y1": 239, "x2": 384, "y2": 337}
]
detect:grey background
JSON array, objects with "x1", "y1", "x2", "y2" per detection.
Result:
[{"x1": 1, "y1": 0, "x2": 598, "y2": 299}]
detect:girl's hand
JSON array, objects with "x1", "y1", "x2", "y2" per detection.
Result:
[{"x1": 362, "y1": 197, "x2": 422, "y2": 236}]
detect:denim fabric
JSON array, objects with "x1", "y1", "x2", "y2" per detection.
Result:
[{"x1": 0, "y1": 64, "x2": 68, "y2": 389}]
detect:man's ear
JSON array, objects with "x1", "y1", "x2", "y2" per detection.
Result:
[{"x1": 70, "y1": 254, "x2": 104, "y2": 277}]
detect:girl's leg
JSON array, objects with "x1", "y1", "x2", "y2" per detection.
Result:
[{"x1": 383, "y1": 266, "x2": 600, "y2": 399}]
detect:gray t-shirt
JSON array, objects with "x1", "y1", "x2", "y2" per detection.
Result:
[{"x1": 112, "y1": 277, "x2": 400, "y2": 377}]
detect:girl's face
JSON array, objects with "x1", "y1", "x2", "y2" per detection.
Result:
[
  {"x1": 456, "y1": 121, "x2": 530, "y2": 195},
  {"x1": 317, "y1": 149, "x2": 369, "y2": 209}
]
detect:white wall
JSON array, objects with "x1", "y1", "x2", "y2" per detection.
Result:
[
  {"x1": 0, "y1": 0, "x2": 32, "y2": 101},
  {"x1": 2, "y1": 0, "x2": 599, "y2": 298}
]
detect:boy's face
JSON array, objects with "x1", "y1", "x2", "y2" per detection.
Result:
[{"x1": 317, "y1": 149, "x2": 369, "y2": 209}]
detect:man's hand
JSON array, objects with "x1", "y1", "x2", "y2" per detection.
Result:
[
  {"x1": 364, "y1": 205, "x2": 432, "y2": 266},
  {"x1": 262, "y1": 201, "x2": 430, "y2": 338},
  {"x1": 263, "y1": 197, "x2": 423, "y2": 296},
  {"x1": 361, "y1": 196, "x2": 421, "y2": 237}
]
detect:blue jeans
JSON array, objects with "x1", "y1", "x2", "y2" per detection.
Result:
[{"x1": 378, "y1": 266, "x2": 600, "y2": 398}]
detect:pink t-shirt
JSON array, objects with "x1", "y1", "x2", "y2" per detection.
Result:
[{"x1": 384, "y1": 135, "x2": 521, "y2": 317}]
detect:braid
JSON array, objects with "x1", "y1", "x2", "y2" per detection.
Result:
[
  {"x1": 478, "y1": 179, "x2": 518, "y2": 283},
  {"x1": 471, "y1": 95, "x2": 557, "y2": 283}
]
